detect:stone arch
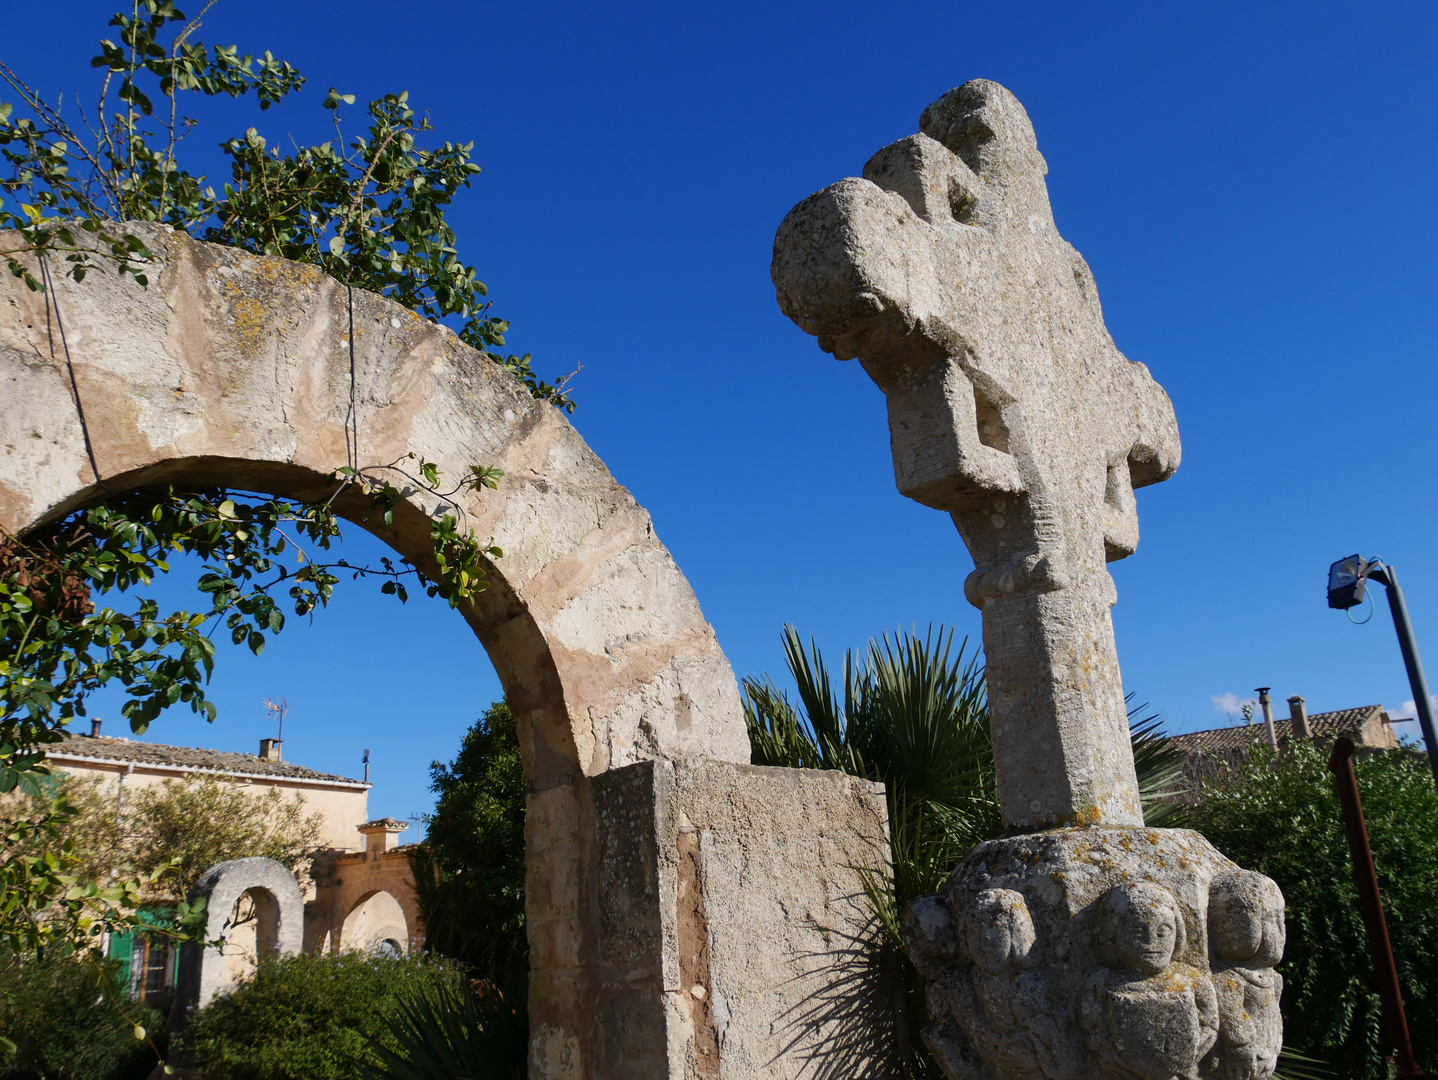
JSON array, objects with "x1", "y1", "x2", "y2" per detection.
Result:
[
  {"x1": 220, "y1": 885, "x2": 284, "y2": 987},
  {"x1": 340, "y1": 888, "x2": 409, "y2": 954},
  {"x1": 0, "y1": 224, "x2": 748, "y2": 782},
  {"x1": 1, "y1": 225, "x2": 761, "y2": 1073},
  {"x1": 172, "y1": 857, "x2": 304, "y2": 1022}
]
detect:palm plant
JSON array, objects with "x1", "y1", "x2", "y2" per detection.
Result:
[
  {"x1": 360, "y1": 978, "x2": 527, "y2": 1080},
  {"x1": 743, "y1": 624, "x2": 1183, "y2": 1076}
]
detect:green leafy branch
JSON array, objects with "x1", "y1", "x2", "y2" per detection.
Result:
[
  {"x1": 326, "y1": 453, "x2": 504, "y2": 608},
  {"x1": 1, "y1": 450, "x2": 504, "y2": 960},
  {"x1": 0, "y1": 0, "x2": 575, "y2": 409}
]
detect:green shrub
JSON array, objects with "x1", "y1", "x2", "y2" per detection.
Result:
[
  {"x1": 181, "y1": 952, "x2": 467, "y2": 1080},
  {"x1": 1177, "y1": 739, "x2": 1438, "y2": 1079},
  {"x1": 0, "y1": 953, "x2": 165, "y2": 1080}
]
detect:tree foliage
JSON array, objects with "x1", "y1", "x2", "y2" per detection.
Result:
[
  {"x1": 0, "y1": 0, "x2": 574, "y2": 409},
  {"x1": 1176, "y1": 740, "x2": 1437, "y2": 1079},
  {"x1": 410, "y1": 700, "x2": 527, "y2": 988},
  {"x1": 0, "y1": 952, "x2": 166, "y2": 1080},
  {"x1": 126, "y1": 775, "x2": 325, "y2": 901}
]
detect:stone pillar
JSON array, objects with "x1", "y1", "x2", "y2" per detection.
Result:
[
  {"x1": 358, "y1": 816, "x2": 409, "y2": 859},
  {"x1": 584, "y1": 758, "x2": 898, "y2": 1079}
]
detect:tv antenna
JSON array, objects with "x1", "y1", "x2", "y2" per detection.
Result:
[{"x1": 262, "y1": 696, "x2": 288, "y2": 745}]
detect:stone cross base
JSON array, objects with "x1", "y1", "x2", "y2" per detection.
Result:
[{"x1": 904, "y1": 828, "x2": 1285, "y2": 1080}]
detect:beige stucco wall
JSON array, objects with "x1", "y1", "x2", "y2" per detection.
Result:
[{"x1": 49, "y1": 755, "x2": 371, "y2": 857}]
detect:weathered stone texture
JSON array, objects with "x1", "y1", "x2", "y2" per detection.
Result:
[
  {"x1": 773, "y1": 78, "x2": 1286, "y2": 1080},
  {"x1": 0, "y1": 223, "x2": 749, "y2": 788},
  {"x1": 591, "y1": 759, "x2": 900, "y2": 1079},
  {"x1": 773, "y1": 80, "x2": 1179, "y2": 832},
  {"x1": 905, "y1": 830, "x2": 1284, "y2": 1080}
]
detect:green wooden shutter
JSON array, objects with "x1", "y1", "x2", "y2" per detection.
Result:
[{"x1": 108, "y1": 928, "x2": 135, "y2": 993}]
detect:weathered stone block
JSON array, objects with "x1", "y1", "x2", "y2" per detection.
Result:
[
  {"x1": 905, "y1": 830, "x2": 1284, "y2": 1080},
  {"x1": 589, "y1": 758, "x2": 900, "y2": 1079}
]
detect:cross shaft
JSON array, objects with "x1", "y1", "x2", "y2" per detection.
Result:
[{"x1": 773, "y1": 80, "x2": 1180, "y2": 830}]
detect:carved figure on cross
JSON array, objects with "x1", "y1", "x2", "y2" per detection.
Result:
[{"x1": 773, "y1": 79, "x2": 1180, "y2": 831}]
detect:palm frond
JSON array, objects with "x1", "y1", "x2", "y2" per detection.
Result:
[
  {"x1": 743, "y1": 675, "x2": 822, "y2": 769},
  {"x1": 359, "y1": 979, "x2": 527, "y2": 1080},
  {"x1": 780, "y1": 624, "x2": 852, "y2": 770},
  {"x1": 1272, "y1": 1045, "x2": 1337, "y2": 1080},
  {"x1": 1127, "y1": 697, "x2": 1185, "y2": 825}
]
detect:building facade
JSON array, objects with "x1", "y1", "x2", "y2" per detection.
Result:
[{"x1": 47, "y1": 722, "x2": 423, "y2": 1001}]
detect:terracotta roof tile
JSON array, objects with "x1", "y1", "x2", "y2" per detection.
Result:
[
  {"x1": 360, "y1": 817, "x2": 410, "y2": 831},
  {"x1": 1167, "y1": 706, "x2": 1387, "y2": 756},
  {"x1": 45, "y1": 733, "x2": 364, "y2": 786}
]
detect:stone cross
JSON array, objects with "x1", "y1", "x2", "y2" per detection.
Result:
[{"x1": 772, "y1": 80, "x2": 1180, "y2": 832}]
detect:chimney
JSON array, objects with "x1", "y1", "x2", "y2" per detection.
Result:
[
  {"x1": 1255, "y1": 687, "x2": 1279, "y2": 752},
  {"x1": 1288, "y1": 696, "x2": 1311, "y2": 740},
  {"x1": 259, "y1": 738, "x2": 283, "y2": 762},
  {"x1": 90, "y1": 718, "x2": 103, "y2": 738}
]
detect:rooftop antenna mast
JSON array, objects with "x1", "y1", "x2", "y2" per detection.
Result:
[{"x1": 262, "y1": 696, "x2": 288, "y2": 746}]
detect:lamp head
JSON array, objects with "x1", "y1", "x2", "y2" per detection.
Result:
[{"x1": 1328, "y1": 554, "x2": 1368, "y2": 610}]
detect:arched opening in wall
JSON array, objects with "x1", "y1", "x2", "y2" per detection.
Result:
[
  {"x1": 219, "y1": 886, "x2": 281, "y2": 990},
  {"x1": 1, "y1": 244, "x2": 750, "y2": 1073},
  {"x1": 341, "y1": 889, "x2": 409, "y2": 955},
  {"x1": 60, "y1": 486, "x2": 517, "y2": 972},
  {"x1": 11, "y1": 461, "x2": 585, "y2": 1058},
  {"x1": 19, "y1": 466, "x2": 551, "y2": 1021}
]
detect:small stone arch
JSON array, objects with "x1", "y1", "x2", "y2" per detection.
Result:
[
  {"x1": 172, "y1": 857, "x2": 303, "y2": 1019},
  {"x1": 340, "y1": 888, "x2": 409, "y2": 954}
]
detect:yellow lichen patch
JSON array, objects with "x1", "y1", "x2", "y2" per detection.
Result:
[{"x1": 228, "y1": 294, "x2": 269, "y2": 356}]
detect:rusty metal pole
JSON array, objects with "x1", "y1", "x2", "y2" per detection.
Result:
[{"x1": 1328, "y1": 737, "x2": 1425, "y2": 1079}]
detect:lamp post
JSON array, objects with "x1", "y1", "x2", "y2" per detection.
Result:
[{"x1": 1328, "y1": 555, "x2": 1438, "y2": 791}]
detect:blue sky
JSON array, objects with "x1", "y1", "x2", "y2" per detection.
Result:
[{"x1": 10, "y1": 1, "x2": 1438, "y2": 825}]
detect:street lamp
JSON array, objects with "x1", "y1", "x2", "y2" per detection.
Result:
[{"x1": 1328, "y1": 555, "x2": 1438, "y2": 791}]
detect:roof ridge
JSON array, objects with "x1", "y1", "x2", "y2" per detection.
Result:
[{"x1": 46, "y1": 732, "x2": 363, "y2": 785}]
